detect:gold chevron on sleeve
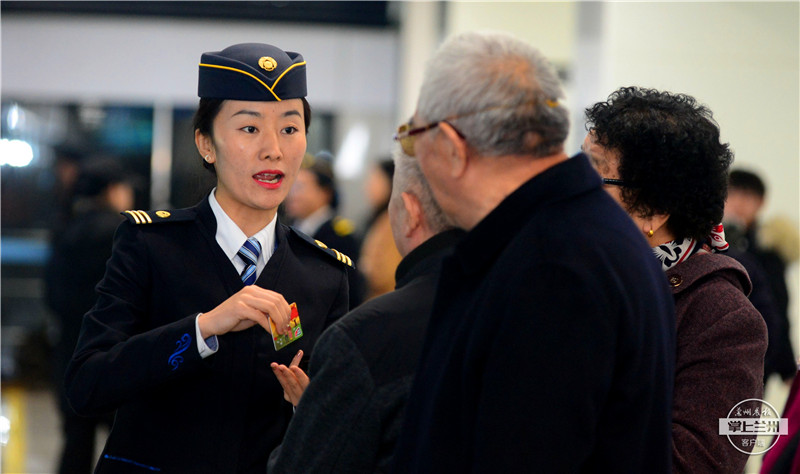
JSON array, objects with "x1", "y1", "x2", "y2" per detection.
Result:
[{"x1": 124, "y1": 210, "x2": 153, "y2": 224}]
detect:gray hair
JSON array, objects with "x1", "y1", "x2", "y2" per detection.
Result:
[
  {"x1": 417, "y1": 31, "x2": 569, "y2": 158},
  {"x1": 391, "y1": 146, "x2": 453, "y2": 233}
]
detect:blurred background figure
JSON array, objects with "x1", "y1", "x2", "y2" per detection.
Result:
[
  {"x1": 285, "y1": 151, "x2": 365, "y2": 307},
  {"x1": 725, "y1": 169, "x2": 799, "y2": 384},
  {"x1": 359, "y1": 158, "x2": 402, "y2": 300},
  {"x1": 44, "y1": 157, "x2": 135, "y2": 474},
  {"x1": 48, "y1": 142, "x2": 88, "y2": 239},
  {"x1": 760, "y1": 369, "x2": 800, "y2": 474}
]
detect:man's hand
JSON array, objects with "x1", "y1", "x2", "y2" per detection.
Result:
[{"x1": 270, "y1": 350, "x2": 309, "y2": 406}]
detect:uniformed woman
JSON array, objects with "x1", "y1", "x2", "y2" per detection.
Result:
[{"x1": 65, "y1": 43, "x2": 352, "y2": 473}]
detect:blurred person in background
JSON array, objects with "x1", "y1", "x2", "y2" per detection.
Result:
[
  {"x1": 48, "y1": 142, "x2": 88, "y2": 237},
  {"x1": 284, "y1": 151, "x2": 365, "y2": 307},
  {"x1": 393, "y1": 32, "x2": 675, "y2": 473},
  {"x1": 725, "y1": 169, "x2": 798, "y2": 384},
  {"x1": 64, "y1": 42, "x2": 351, "y2": 473},
  {"x1": 45, "y1": 156, "x2": 135, "y2": 474},
  {"x1": 359, "y1": 158, "x2": 402, "y2": 300},
  {"x1": 584, "y1": 86, "x2": 768, "y2": 473},
  {"x1": 268, "y1": 146, "x2": 460, "y2": 473},
  {"x1": 760, "y1": 368, "x2": 800, "y2": 473}
]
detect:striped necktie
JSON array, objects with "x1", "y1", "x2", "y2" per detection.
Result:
[{"x1": 238, "y1": 237, "x2": 262, "y2": 286}]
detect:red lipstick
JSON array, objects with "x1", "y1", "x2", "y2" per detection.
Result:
[{"x1": 253, "y1": 170, "x2": 284, "y2": 189}]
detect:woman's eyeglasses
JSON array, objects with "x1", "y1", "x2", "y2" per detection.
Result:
[{"x1": 602, "y1": 178, "x2": 628, "y2": 186}]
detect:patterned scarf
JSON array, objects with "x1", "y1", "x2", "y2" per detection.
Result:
[{"x1": 652, "y1": 223, "x2": 729, "y2": 272}]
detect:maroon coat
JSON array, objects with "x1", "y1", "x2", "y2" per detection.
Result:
[{"x1": 667, "y1": 253, "x2": 767, "y2": 473}]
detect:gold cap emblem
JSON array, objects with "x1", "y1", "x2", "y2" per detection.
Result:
[
  {"x1": 155, "y1": 211, "x2": 171, "y2": 218},
  {"x1": 258, "y1": 56, "x2": 277, "y2": 72}
]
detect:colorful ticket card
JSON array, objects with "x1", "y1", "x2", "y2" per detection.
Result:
[{"x1": 270, "y1": 303, "x2": 303, "y2": 351}]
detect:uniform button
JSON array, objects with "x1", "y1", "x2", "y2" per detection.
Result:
[{"x1": 669, "y1": 275, "x2": 683, "y2": 287}]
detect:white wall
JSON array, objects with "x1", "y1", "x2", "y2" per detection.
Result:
[
  {"x1": 445, "y1": 1, "x2": 577, "y2": 65},
  {"x1": 1, "y1": 13, "x2": 398, "y2": 111}
]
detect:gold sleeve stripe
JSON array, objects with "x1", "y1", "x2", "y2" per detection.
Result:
[
  {"x1": 310, "y1": 239, "x2": 353, "y2": 266},
  {"x1": 330, "y1": 248, "x2": 353, "y2": 267},
  {"x1": 198, "y1": 62, "x2": 306, "y2": 102},
  {"x1": 124, "y1": 210, "x2": 152, "y2": 224},
  {"x1": 138, "y1": 210, "x2": 153, "y2": 224},
  {"x1": 125, "y1": 210, "x2": 142, "y2": 224}
]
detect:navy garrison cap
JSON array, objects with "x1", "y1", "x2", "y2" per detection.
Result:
[{"x1": 198, "y1": 43, "x2": 307, "y2": 101}]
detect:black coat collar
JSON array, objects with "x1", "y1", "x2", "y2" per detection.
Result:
[
  {"x1": 395, "y1": 229, "x2": 465, "y2": 288},
  {"x1": 453, "y1": 153, "x2": 601, "y2": 276}
]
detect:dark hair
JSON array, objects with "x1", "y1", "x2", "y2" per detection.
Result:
[
  {"x1": 585, "y1": 87, "x2": 733, "y2": 242},
  {"x1": 728, "y1": 169, "x2": 765, "y2": 198},
  {"x1": 302, "y1": 151, "x2": 339, "y2": 209},
  {"x1": 192, "y1": 97, "x2": 312, "y2": 174}
]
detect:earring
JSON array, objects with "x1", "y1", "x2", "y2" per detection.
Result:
[
  {"x1": 647, "y1": 229, "x2": 655, "y2": 237},
  {"x1": 204, "y1": 154, "x2": 211, "y2": 163}
]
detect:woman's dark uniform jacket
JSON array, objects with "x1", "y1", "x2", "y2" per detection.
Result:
[{"x1": 65, "y1": 195, "x2": 351, "y2": 473}]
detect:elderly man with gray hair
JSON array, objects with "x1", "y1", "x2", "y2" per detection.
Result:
[
  {"x1": 392, "y1": 31, "x2": 676, "y2": 473},
  {"x1": 268, "y1": 148, "x2": 463, "y2": 473}
]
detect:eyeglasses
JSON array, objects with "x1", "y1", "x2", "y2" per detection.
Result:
[
  {"x1": 602, "y1": 178, "x2": 640, "y2": 188},
  {"x1": 394, "y1": 119, "x2": 464, "y2": 157},
  {"x1": 393, "y1": 99, "x2": 559, "y2": 157},
  {"x1": 602, "y1": 178, "x2": 628, "y2": 186}
]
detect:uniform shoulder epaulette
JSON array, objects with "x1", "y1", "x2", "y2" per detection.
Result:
[
  {"x1": 332, "y1": 216, "x2": 355, "y2": 237},
  {"x1": 121, "y1": 209, "x2": 195, "y2": 225},
  {"x1": 289, "y1": 227, "x2": 355, "y2": 268}
]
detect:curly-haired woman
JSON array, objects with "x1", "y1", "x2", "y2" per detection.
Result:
[{"x1": 584, "y1": 87, "x2": 767, "y2": 473}]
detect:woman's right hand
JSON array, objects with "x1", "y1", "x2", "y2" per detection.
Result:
[{"x1": 198, "y1": 286, "x2": 291, "y2": 338}]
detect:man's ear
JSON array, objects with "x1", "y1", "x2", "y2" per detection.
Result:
[
  {"x1": 400, "y1": 191, "x2": 423, "y2": 237},
  {"x1": 195, "y1": 129, "x2": 215, "y2": 164},
  {"x1": 438, "y1": 122, "x2": 469, "y2": 178}
]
